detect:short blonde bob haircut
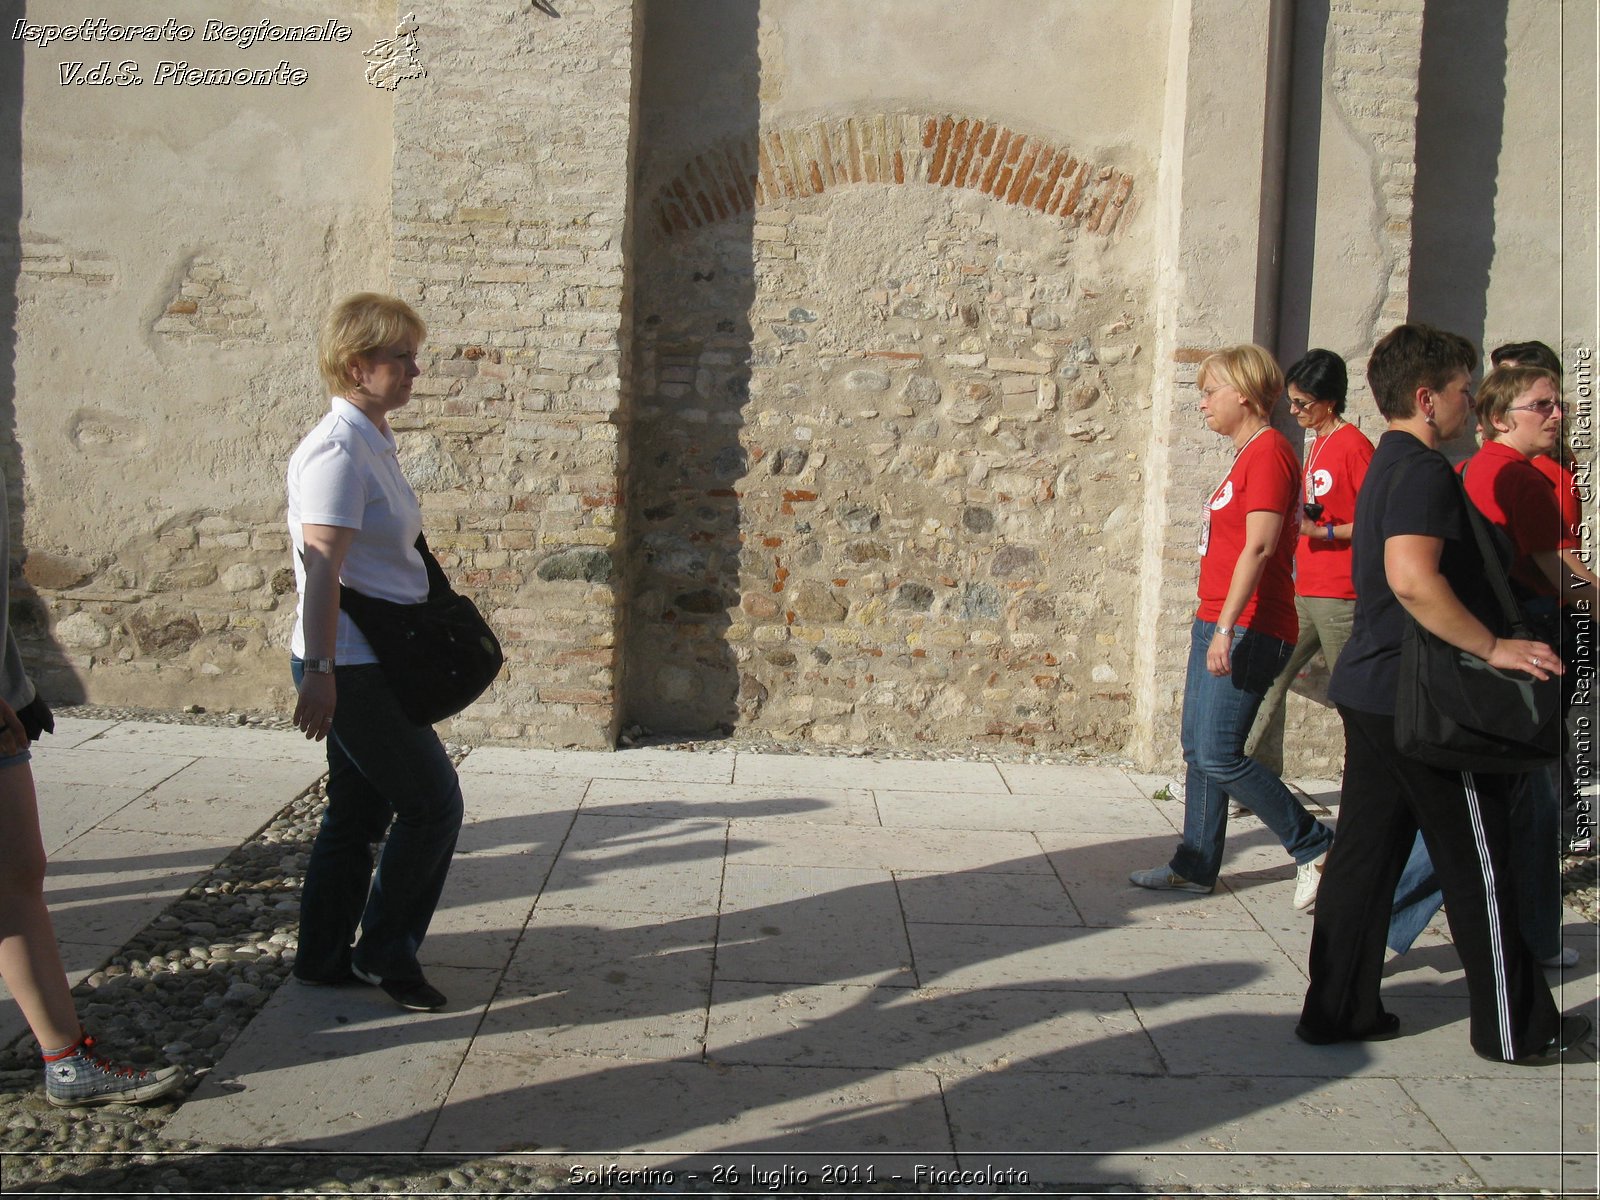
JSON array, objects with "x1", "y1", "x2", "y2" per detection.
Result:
[
  {"x1": 1197, "y1": 344, "x2": 1285, "y2": 420},
  {"x1": 1475, "y1": 364, "x2": 1561, "y2": 441},
  {"x1": 317, "y1": 292, "x2": 427, "y2": 396}
]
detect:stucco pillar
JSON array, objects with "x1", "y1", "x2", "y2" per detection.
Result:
[
  {"x1": 390, "y1": 1, "x2": 641, "y2": 748},
  {"x1": 1129, "y1": 0, "x2": 1281, "y2": 770}
]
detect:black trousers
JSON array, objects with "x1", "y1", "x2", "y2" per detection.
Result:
[{"x1": 1300, "y1": 705, "x2": 1559, "y2": 1061}]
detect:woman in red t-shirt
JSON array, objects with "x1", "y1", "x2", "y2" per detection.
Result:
[
  {"x1": 1245, "y1": 351, "x2": 1374, "y2": 775},
  {"x1": 1130, "y1": 345, "x2": 1335, "y2": 910},
  {"x1": 1492, "y1": 341, "x2": 1581, "y2": 539}
]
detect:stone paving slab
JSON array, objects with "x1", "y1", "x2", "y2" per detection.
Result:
[
  {"x1": 425, "y1": 848, "x2": 556, "y2": 971},
  {"x1": 44, "y1": 827, "x2": 245, "y2": 947},
  {"x1": 943, "y1": 1073, "x2": 1475, "y2": 1191},
  {"x1": 907, "y1": 923, "x2": 1311, "y2": 994},
  {"x1": 452, "y1": 772, "x2": 584, "y2": 856},
  {"x1": 539, "y1": 814, "x2": 728, "y2": 916},
  {"x1": 717, "y1": 864, "x2": 914, "y2": 987},
  {"x1": 994, "y1": 763, "x2": 1156, "y2": 798},
  {"x1": 31, "y1": 781, "x2": 168, "y2": 856},
  {"x1": 733, "y1": 753, "x2": 1008, "y2": 793},
  {"x1": 96, "y1": 756, "x2": 326, "y2": 841},
  {"x1": 161, "y1": 965, "x2": 500, "y2": 1152},
  {"x1": 67, "y1": 720, "x2": 325, "y2": 764},
  {"x1": 424, "y1": 1052, "x2": 954, "y2": 1167},
  {"x1": 31, "y1": 743, "x2": 194, "y2": 793},
  {"x1": 894, "y1": 868, "x2": 1081, "y2": 927},
  {"x1": 459, "y1": 745, "x2": 734, "y2": 784},
  {"x1": 1405, "y1": 1074, "x2": 1600, "y2": 1192},
  {"x1": 1069, "y1": 880, "x2": 1267, "y2": 932},
  {"x1": 42, "y1": 717, "x2": 120, "y2": 748},
  {"x1": 724, "y1": 822, "x2": 1049, "y2": 873},
  {"x1": 705, "y1": 981, "x2": 1162, "y2": 1078},
  {"x1": 477, "y1": 910, "x2": 717, "y2": 1062},
  {"x1": 580, "y1": 777, "x2": 878, "y2": 825},
  {"x1": 874, "y1": 786, "x2": 1174, "y2": 833}
]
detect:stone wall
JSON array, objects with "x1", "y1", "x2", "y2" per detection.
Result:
[
  {"x1": 3, "y1": 0, "x2": 1589, "y2": 771},
  {"x1": 387, "y1": 0, "x2": 639, "y2": 748},
  {"x1": 623, "y1": 1, "x2": 1163, "y2": 750}
]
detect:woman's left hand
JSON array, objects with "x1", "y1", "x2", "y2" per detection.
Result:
[
  {"x1": 294, "y1": 673, "x2": 337, "y2": 741},
  {"x1": 1207, "y1": 628, "x2": 1233, "y2": 676}
]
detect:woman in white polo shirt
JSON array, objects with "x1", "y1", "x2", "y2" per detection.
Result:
[{"x1": 286, "y1": 293, "x2": 462, "y2": 1012}]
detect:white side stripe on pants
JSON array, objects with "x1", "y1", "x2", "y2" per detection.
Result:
[{"x1": 1462, "y1": 770, "x2": 1515, "y2": 1060}]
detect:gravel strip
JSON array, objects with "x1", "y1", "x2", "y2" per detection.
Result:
[{"x1": 3, "y1": 705, "x2": 1592, "y2": 1195}]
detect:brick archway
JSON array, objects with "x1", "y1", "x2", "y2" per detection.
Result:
[{"x1": 652, "y1": 113, "x2": 1136, "y2": 237}]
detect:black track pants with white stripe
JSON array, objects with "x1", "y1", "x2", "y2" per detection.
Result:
[{"x1": 1300, "y1": 705, "x2": 1560, "y2": 1060}]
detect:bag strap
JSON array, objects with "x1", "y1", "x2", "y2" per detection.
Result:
[
  {"x1": 413, "y1": 532, "x2": 453, "y2": 600},
  {"x1": 297, "y1": 531, "x2": 453, "y2": 603},
  {"x1": 1380, "y1": 447, "x2": 1530, "y2": 639},
  {"x1": 1441, "y1": 453, "x2": 1531, "y2": 638}
]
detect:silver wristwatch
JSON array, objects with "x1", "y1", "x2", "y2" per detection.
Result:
[
  {"x1": 1213, "y1": 625, "x2": 1234, "y2": 639},
  {"x1": 303, "y1": 658, "x2": 336, "y2": 675}
]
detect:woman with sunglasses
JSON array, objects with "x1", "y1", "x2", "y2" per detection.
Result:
[
  {"x1": 1490, "y1": 340, "x2": 1588, "y2": 856},
  {"x1": 1244, "y1": 350, "x2": 1374, "y2": 778}
]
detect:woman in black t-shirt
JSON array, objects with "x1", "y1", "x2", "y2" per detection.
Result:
[{"x1": 1296, "y1": 324, "x2": 1585, "y2": 1065}]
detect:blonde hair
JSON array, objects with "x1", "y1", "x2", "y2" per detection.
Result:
[
  {"x1": 1475, "y1": 364, "x2": 1560, "y2": 441},
  {"x1": 317, "y1": 293, "x2": 426, "y2": 396},
  {"x1": 1197, "y1": 344, "x2": 1284, "y2": 419}
]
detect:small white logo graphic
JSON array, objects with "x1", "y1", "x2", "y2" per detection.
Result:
[
  {"x1": 1209, "y1": 481, "x2": 1234, "y2": 510},
  {"x1": 364, "y1": 12, "x2": 426, "y2": 91},
  {"x1": 1308, "y1": 468, "x2": 1333, "y2": 498},
  {"x1": 49, "y1": 1062, "x2": 79, "y2": 1083}
]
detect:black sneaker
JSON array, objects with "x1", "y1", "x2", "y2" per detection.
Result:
[
  {"x1": 1477, "y1": 1014, "x2": 1593, "y2": 1065},
  {"x1": 351, "y1": 965, "x2": 446, "y2": 1011},
  {"x1": 1295, "y1": 1011, "x2": 1401, "y2": 1046}
]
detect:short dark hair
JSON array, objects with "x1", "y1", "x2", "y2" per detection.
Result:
[
  {"x1": 1284, "y1": 349, "x2": 1349, "y2": 415},
  {"x1": 1366, "y1": 324, "x2": 1478, "y2": 420},
  {"x1": 1489, "y1": 339, "x2": 1562, "y2": 376}
]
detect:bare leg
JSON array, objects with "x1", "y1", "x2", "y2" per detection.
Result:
[{"x1": 0, "y1": 761, "x2": 82, "y2": 1050}]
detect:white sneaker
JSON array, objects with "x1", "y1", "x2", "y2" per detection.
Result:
[{"x1": 1293, "y1": 852, "x2": 1327, "y2": 911}]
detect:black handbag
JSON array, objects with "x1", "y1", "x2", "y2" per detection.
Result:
[
  {"x1": 1393, "y1": 454, "x2": 1562, "y2": 773},
  {"x1": 336, "y1": 533, "x2": 504, "y2": 726}
]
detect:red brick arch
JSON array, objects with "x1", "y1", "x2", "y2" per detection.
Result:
[{"x1": 653, "y1": 113, "x2": 1136, "y2": 237}]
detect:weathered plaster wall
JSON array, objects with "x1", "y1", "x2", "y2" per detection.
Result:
[
  {"x1": 625, "y1": 1, "x2": 1165, "y2": 749},
  {"x1": 6, "y1": 1, "x2": 394, "y2": 711},
  {"x1": 1263, "y1": 0, "x2": 1428, "y2": 776},
  {"x1": 1411, "y1": 0, "x2": 1595, "y2": 363}
]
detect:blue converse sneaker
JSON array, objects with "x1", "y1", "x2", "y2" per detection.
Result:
[{"x1": 42, "y1": 1035, "x2": 183, "y2": 1108}]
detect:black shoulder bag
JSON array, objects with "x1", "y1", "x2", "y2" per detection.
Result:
[
  {"x1": 335, "y1": 533, "x2": 504, "y2": 727},
  {"x1": 1392, "y1": 452, "x2": 1562, "y2": 772}
]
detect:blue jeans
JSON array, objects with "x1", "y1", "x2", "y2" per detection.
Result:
[
  {"x1": 1388, "y1": 767, "x2": 1562, "y2": 959},
  {"x1": 1170, "y1": 619, "x2": 1335, "y2": 887},
  {"x1": 291, "y1": 659, "x2": 463, "y2": 982}
]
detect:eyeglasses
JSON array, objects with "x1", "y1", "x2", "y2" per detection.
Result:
[
  {"x1": 1509, "y1": 399, "x2": 1562, "y2": 416},
  {"x1": 1287, "y1": 396, "x2": 1324, "y2": 412},
  {"x1": 1200, "y1": 385, "x2": 1230, "y2": 397}
]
